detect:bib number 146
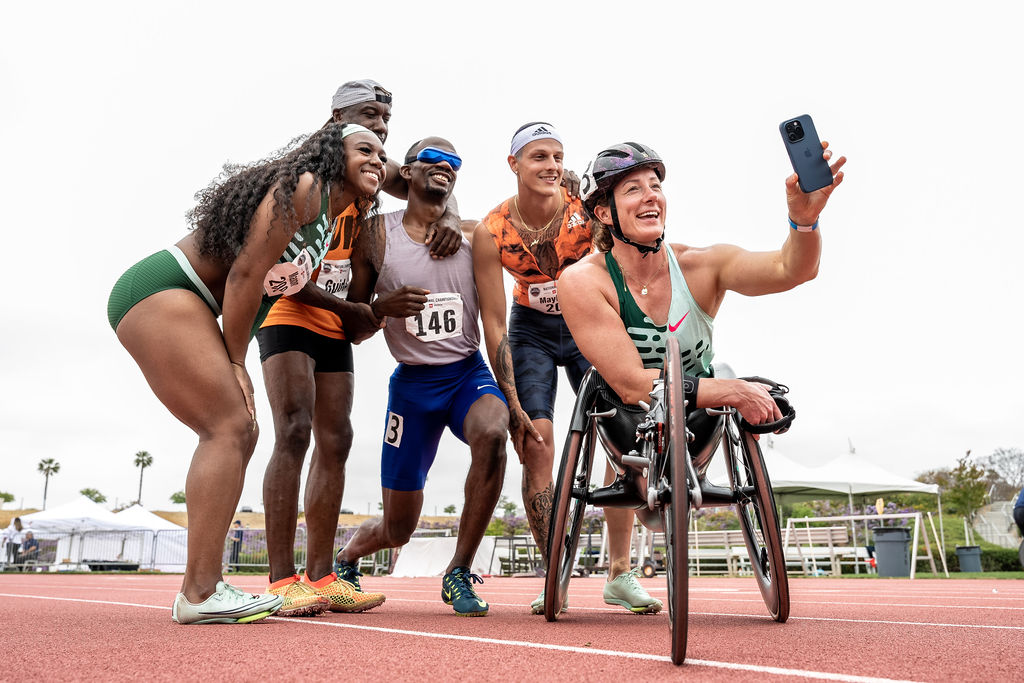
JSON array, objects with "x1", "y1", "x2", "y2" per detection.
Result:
[{"x1": 406, "y1": 292, "x2": 463, "y2": 342}]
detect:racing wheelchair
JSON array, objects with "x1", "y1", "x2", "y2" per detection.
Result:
[{"x1": 543, "y1": 337, "x2": 795, "y2": 665}]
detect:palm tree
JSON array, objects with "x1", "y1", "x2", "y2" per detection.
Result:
[
  {"x1": 37, "y1": 458, "x2": 61, "y2": 509},
  {"x1": 134, "y1": 451, "x2": 153, "y2": 505}
]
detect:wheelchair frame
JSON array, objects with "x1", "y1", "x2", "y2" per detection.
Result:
[{"x1": 543, "y1": 336, "x2": 790, "y2": 665}]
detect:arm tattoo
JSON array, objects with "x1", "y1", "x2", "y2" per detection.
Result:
[{"x1": 495, "y1": 333, "x2": 520, "y2": 404}]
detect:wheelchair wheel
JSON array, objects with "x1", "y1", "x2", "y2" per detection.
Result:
[
  {"x1": 660, "y1": 337, "x2": 690, "y2": 665},
  {"x1": 725, "y1": 424, "x2": 790, "y2": 622},
  {"x1": 544, "y1": 412, "x2": 595, "y2": 621}
]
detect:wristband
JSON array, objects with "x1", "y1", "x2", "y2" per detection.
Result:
[
  {"x1": 788, "y1": 217, "x2": 818, "y2": 232},
  {"x1": 683, "y1": 375, "x2": 699, "y2": 412}
]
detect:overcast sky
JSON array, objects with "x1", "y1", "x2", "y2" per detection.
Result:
[{"x1": 2, "y1": 2, "x2": 1021, "y2": 516}]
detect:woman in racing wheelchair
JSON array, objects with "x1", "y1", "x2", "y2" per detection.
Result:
[{"x1": 556, "y1": 139, "x2": 845, "y2": 615}]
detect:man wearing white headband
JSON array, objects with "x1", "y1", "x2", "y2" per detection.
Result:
[
  {"x1": 256, "y1": 81, "x2": 463, "y2": 617},
  {"x1": 473, "y1": 122, "x2": 660, "y2": 614}
]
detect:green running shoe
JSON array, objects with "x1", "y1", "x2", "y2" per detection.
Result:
[
  {"x1": 441, "y1": 567, "x2": 488, "y2": 617},
  {"x1": 603, "y1": 568, "x2": 663, "y2": 614},
  {"x1": 530, "y1": 589, "x2": 568, "y2": 615}
]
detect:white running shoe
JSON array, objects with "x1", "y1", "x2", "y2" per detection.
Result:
[{"x1": 172, "y1": 581, "x2": 283, "y2": 624}]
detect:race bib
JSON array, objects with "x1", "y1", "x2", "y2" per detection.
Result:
[
  {"x1": 406, "y1": 292, "x2": 463, "y2": 342},
  {"x1": 316, "y1": 258, "x2": 352, "y2": 299},
  {"x1": 263, "y1": 249, "x2": 314, "y2": 297},
  {"x1": 527, "y1": 280, "x2": 560, "y2": 314}
]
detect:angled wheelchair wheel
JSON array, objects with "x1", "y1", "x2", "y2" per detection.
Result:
[
  {"x1": 544, "y1": 403, "x2": 596, "y2": 621},
  {"x1": 660, "y1": 337, "x2": 691, "y2": 665},
  {"x1": 725, "y1": 423, "x2": 790, "y2": 622}
]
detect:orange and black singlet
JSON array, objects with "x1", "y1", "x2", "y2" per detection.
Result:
[
  {"x1": 480, "y1": 188, "x2": 591, "y2": 315},
  {"x1": 260, "y1": 204, "x2": 360, "y2": 340}
]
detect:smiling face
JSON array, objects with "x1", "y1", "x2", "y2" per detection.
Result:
[
  {"x1": 595, "y1": 167, "x2": 667, "y2": 244},
  {"x1": 402, "y1": 137, "x2": 458, "y2": 200},
  {"x1": 342, "y1": 131, "x2": 387, "y2": 197},
  {"x1": 334, "y1": 101, "x2": 392, "y2": 143},
  {"x1": 509, "y1": 139, "x2": 563, "y2": 197}
]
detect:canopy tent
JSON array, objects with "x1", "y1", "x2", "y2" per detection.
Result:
[
  {"x1": 115, "y1": 504, "x2": 184, "y2": 530},
  {"x1": 758, "y1": 441, "x2": 940, "y2": 503},
  {"x1": 761, "y1": 443, "x2": 946, "y2": 559},
  {"x1": 18, "y1": 496, "x2": 145, "y2": 533},
  {"x1": 115, "y1": 504, "x2": 188, "y2": 572}
]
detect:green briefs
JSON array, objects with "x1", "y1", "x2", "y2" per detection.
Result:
[
  {"x1": 108, "y1": 247, "x2": 278, "y2": 338},
  {"x1": 108, "y1": 247, "x2": 221, "y2": 331}
]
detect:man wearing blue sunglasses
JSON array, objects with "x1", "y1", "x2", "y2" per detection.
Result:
[{"x1": 340, "y1": 137, "x2": 509, "y2": 617}]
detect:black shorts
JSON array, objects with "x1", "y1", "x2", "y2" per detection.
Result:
[{"x1": 256, "y1": 325, "x2": 353, "y2": 373}]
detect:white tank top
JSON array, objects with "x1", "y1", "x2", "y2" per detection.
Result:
[{"x1": 375, "y1": 210, "x2": 481, "y2": 365}]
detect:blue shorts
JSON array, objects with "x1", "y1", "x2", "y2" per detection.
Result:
[
  {"x1": 380, "y1": 350, "x2": 507, "y2": 491},
  {"x1": 508, "y1": 303, "x2": 591, "y2": 421}
]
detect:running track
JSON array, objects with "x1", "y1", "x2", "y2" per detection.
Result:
[{"x1": 1, "y1": 574, "x2": 1021, "y2": 681}]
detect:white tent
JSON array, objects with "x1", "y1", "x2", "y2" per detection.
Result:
[
  {"x1": 17, "y1": 496, "x2": 151, "y2": 569},
  {"x1": 115, "y1": 504, "x2": 188, "y2": 572},
  {"x1": 18, "y1": 495, "x2": 142, "y2": 533},
  {"x1": 761, "y1": 444, "x2": 939, "y2": 503},
  {"x1": 115, "y1": 504, "x2": 184, "y2": 530}
]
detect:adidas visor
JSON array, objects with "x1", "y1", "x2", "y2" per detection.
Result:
[
  {"x1": 510, "y1": 122, "x2": 563, "y2": 156},
  {"x1": 405, "y1": 146, "x2": 462, "y2": 171}
]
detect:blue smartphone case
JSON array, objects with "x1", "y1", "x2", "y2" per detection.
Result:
[{"x1": 780, "y1": 114, "x2": 833, "y2": 193}]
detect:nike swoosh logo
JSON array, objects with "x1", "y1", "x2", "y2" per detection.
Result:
[
  {"x1": 477, "y1": 384, "x2": 497, "y2": 391},
  {"x1": 668, "y1": 312, "x2": 689, "y2": 332}
]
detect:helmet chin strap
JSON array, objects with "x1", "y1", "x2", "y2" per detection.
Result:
[{"x1": 608, "y1": 193, "x2": 663, "y2": 257}]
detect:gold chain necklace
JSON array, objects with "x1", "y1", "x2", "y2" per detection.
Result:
[
  {"x1": 618, "y1": 250, "x2": 667, "y2": 296},
  {"x1": 513, "y1": 195, "x2": 562, "y2": 248}
]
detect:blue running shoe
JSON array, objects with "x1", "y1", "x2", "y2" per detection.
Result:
[
  {"x1": 333, "y1": 554, "x2": 366, "y2": 591},
  {"x1": 441, "y1": 567, "x2": 488, "y2": 617}
]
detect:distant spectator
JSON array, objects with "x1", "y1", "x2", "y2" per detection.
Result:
[
  {"x1": 3, "y1": 517, "x2": 23, "y2": 565},
  {"x1": 228, "y1": 520, "x2": 244, "y2": 572},
  {"x1": 18, "y1": 531, "x2": 39, "y2": 565},
  {"x1": 1013, "y1": 488, "x2": 1024, "y2": 539}
]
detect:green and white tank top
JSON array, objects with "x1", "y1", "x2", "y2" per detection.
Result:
[
  {"x1": 605, "y1": 250, "x2": 714, "y2": 376},
  {"x1": 256, "y1": 187, "x2": 333, "y2": 328}
]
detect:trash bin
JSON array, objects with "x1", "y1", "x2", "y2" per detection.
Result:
[
  {"x1": 955, "y1": 545, "x2": 983, "y2": 572},
  {"x1": 871, "y1": 527, "x2": 911, "y2": 577}
]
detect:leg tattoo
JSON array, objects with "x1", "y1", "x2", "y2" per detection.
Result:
[{"x1": 526, "y1": 483, "x2": 554, "y2": 556}]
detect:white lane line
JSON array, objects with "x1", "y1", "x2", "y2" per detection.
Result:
[
  {"x1": 689, "y1": 597, "x2": 1024, "y2": 611},
  {"x1": 697, "y1": 611, "x2": 1024, "y2": 631},
  {"x1": 5, "y1": 592, "x2": 1020, "y2": 633},
  {"x1": 0, "y1": 593, "x2": 166, "y2": 610},
  {"x1": 267, "y1": 616, "x2": 920, "y2": 682},
  {"x1": 380, "y1": 598, "x2": 1024, "y2": 629}
]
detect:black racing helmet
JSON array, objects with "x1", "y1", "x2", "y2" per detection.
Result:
[
  {"x1": 580, "y1": 142, "x2": 666, "y2": 219},
  {"x1": 580, "y1": 142, "x2": 666, "y2": 256}
]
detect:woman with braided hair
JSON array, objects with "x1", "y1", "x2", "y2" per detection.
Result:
[{"x1": 107, "y1": 122, "x2": 386, "y2": 624}]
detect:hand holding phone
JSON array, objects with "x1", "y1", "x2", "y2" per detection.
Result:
[{"x1": 780, "y1": 115, "x2": 834, "y2": 193}]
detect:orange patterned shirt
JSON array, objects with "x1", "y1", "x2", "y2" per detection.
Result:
[
  {"x1": 481, "y1": 188, "x2": 592, "y2": 314},
  {"x1": 260, "y1": 204, "x2": 360, "y2": 339}
]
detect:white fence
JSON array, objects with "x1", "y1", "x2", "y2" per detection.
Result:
[{"x1": 1, "y1": 526, "x2": 380, "y2": 573}]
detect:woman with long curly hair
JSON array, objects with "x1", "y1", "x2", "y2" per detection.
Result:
[{"x1": 107, "y1": 122, "x2": 386, "y2": 624}]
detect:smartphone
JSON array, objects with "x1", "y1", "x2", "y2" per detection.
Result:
[{"x1": 779, "y1": 114, "x2": 833, "y2": 193}]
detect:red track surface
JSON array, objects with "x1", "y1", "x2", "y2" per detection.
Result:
[{"x1": 2, "y1": 573, "x2": 1021, "y2": 681}]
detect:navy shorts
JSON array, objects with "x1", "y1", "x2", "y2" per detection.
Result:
[
  {"x1": 508, "y1": 303, "x2": 591, "y2": 421},
  {"x1": 256, "y1": 325, "x2": 353, "y2": 373},
  {"x1": 380, "y1": 350, "x2": 507, "y2": 491}
]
